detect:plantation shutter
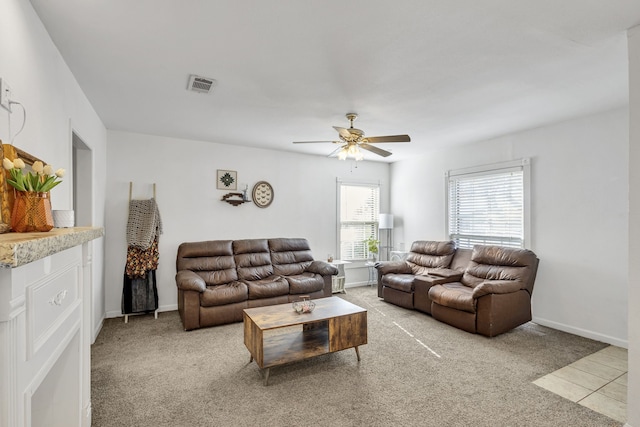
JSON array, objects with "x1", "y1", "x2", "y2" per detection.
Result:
[
  {"x1": 447, "y1": 163, "x2": 525, "y2": 249},
  {"x1": 339, "y1": 183, "x2": 380, "y2": 260}
]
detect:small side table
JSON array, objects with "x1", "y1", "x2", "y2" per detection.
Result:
[
  {"x1": 365, "y1": 261, "x2": 377, "y2": 287},
  {"x1": 330, "y1": 260, "x2": 350, "y2": 293}
]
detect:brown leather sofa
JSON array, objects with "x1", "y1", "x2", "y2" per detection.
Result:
[
  {"x1": 175, "y1": 238, "x2": 338, "y2": 330},
  {"x1": 376, "y1": 241, "x2": 539, "y2": 337}
]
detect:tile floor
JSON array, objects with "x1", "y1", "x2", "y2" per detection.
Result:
[{"x1": 533, "y1": 345, "x2": 628, "y2": 424}]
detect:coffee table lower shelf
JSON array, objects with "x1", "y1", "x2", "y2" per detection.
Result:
[{"x1": 243, "y1": 297, "x2": 367, "y2": 385}]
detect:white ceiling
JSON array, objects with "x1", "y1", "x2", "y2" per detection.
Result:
[{"x1": 29, "y1": 0, "x2": 640, "y2": 162}]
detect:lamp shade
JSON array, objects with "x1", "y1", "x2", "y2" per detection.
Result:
[{"x1": 379, "y1": 213, "x2": 394, "y2": 229}]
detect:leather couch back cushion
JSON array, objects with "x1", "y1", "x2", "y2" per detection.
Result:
[
  {"x1": 269, "y1": 238, "x2": 311, "y2": 252},
  {"x1": 233, "y1": 239, "x2": 274, "y2": 281},
  {"x1": 233, "y1": 239, "x2": 269, "y2": 254},
  {"x1": 471, "y1": 245, "x2": 537, "y2": 267},
  {"x1": 407, "y1": 240, "x2": 456, "y2": 271},
  {"x1": 235, "y1": 253, "x2": 274, "y2": 281},
  {"x1": 462, "y1": 246, "x2": 537, "y2": 290},
  {"x1": 270, "y1": 238, "x2": 314, "y2": 276},
  {"x1": 176, "y1": 240, "x2": 234, "y2": 270},
  {"x1": 450, "y1": 248, "x2": 472, "y2": 271},
  {"x1": 176, "y1": 240, "x2": 239, "y2": 285}
]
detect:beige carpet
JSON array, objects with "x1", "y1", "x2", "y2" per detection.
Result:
[{"x1": 91, "y1": 286, "x2": 621, "y2": 427}]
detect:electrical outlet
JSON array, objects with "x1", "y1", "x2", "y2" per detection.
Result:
[{"x1": 0, "y1": 78, "x2": 12, "y2": 112}]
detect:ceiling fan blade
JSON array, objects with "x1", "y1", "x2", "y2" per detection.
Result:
[
  {"x1": 364, "y1": 134, "x2": 411, "y2": 143},
  {"x1": 360, "y1": 143, "x2": 392, "y2": 157},
  {"x1": 333, "y1": 126, "x2": 353, "y2": 140},
  {"x1": 292, "y1": 140, "x2": 340, "y2": 144}
]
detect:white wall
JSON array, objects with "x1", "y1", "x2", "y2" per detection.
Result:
[
  {"x1": 626, "y1": 24, "x2": 640, "y2": 427},
  {"x1": 0, "y1": 0, "x2": 107, "y2": 339},
  {"x1": 104, "y1": 130, "x2": 390, "y2": 317},
  {"x1": 391, "y1": 107, "x2": 629, "y2": 347}
]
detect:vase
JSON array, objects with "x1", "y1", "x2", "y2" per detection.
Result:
[{"x1": 10, "y1": 191, "x2": 54, "y2": 232}]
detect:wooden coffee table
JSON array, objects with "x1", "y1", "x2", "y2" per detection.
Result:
[{"x1": 243, "y1": 296, "x2": 367, "y2": 385}]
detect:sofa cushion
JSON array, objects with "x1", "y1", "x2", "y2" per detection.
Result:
[
  {"x1": 269, "y1": 238, "x2": 314, "y2": 276},
  {"x1": 382, "y1": 274, "x2": 415, "y2": 293},
  {"x1": 429, "y1": 283, "x2": 476, "y2": 313},
  {"x1": 233, "y1": 239, "x2": 274, "y2": 281},
  {"x1": 245, "y1": 276, "x2": 290, "y2": 299},
  {"x1": 407, "y1": 240, "x2": 456, "y2": 273},
  {"x1": 176, "y1": 240, "x2": 234, "y2": 269},
  {"x1": 200, "y1": 282, "x2": 248, "y2": 307},
  {"x1": 176, "y1": 240, "x2": 238, "y2": 285},
  {"x1": 286, "y1": 273, "x2": 325, "y2": 294},
  {"x1": 462, "y1": 245, "x2": 538, "y2": 293}
]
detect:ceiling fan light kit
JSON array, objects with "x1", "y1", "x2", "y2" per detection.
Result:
[
  {"x1": 293, "y1": 113, "x2": 410, "y2": 161},
  {"x1": 337, "y1": 144, "x2": 364, "y2": 161}
]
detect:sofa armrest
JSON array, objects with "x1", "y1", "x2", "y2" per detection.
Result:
[
  {"x1": 375, "y1": 261, "x2": 411, "y2": 275},
  {"x1": 472, "y1": 280, "x2": 523, "y2": 299},
  {"x1": 428, "y1": 268, "x2": 463, "y2": 281},
  {"x1": 415, "y1": 274, "x2": 459, "y2": 285},
  {"x1": 307, "y1": 260, "x2": 339, "y2": 276},
  {"x1": 176, "y1": 270, "x2": 207, "y2": 292}
]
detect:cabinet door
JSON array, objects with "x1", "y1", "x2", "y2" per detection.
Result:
[{"x1": 329, "y1": 312, "x2": 367, "y2": 352}]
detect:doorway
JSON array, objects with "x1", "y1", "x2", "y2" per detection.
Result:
[{"x1": 72, "y1": 132, "x2": 92, "y2": 226}]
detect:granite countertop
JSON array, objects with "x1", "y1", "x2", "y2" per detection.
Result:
[{"x1": 0, "y1": 227, "x2": 104, "y2": 267}]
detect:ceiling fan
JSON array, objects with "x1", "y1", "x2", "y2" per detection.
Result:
[{"x1": 293, "y1": 113, "x2": 411, "y2": 160}]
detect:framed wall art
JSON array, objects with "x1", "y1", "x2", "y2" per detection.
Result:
[{"x1": 216, "y1": 170, "x2": 237, "y2": 190}]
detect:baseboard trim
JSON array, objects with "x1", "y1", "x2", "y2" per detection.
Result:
[
  {"x1": 345, "y1": 281, "x2": 374, "y2": 288},
  {"x1": 532, "y1": 316, "x2": 628, "y2": 348},
  {"x1": 92, "y1": 318, "x2": 104, "y2": 344},
  {"x1": 105, "y1": 304, "x2": 178, "y2": 319}
]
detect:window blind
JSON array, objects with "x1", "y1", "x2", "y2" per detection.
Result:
[
  {"x1": 339, "y1": 183, "x2": 380, "y2": 260},
  {"x1": 448, "y1": 166, "x2": 524, "y2": 249}
]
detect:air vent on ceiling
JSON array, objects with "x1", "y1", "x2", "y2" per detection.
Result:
[{"x1": 187, "y1": 75, "x2": 217, "y2": 94}]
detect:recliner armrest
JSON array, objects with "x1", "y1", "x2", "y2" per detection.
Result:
[
  {"x1": 306, "y1": 260, "x2": 339, "y2": 276},
  {"x1": 375, "y1": 261, "x2": 411, "y2": 275},
  {"x1": 471, "y1": 280, "x2": 523, "y2": 298},
  {"x1": 176, "y1": 270, "x2": 207, "y2": 292}
]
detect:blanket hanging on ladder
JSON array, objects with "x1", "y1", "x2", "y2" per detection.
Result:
[
  {"x1": 122, "y1": 270, "x2": 158, "y2": 314},
  {"x1": 122, "y1": 192, "x2": 162, "y2": 315}
]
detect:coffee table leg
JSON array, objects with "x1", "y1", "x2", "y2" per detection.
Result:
[
  {"x1": 263, "y1": 368, "x2": 270, "y2": 386},
  {"x1": 354, "y1": 346, "x2": 361, "y2": 361}
]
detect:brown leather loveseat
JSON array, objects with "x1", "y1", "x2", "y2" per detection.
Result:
[
  {"x1": 175, "y1": 238, "x2": 338, "y2": 330},
  {"x1": 376, "y1": 241, "x2": 539, "y2": 337}
]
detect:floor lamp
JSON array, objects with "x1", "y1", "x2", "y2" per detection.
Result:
[{"x1": 379, "y1": 214, "x2": 394, "y2": 261}]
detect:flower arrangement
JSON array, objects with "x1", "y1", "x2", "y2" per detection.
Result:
[{"x1": 3, "y1": 157, "x2": 65, "y2": 193}]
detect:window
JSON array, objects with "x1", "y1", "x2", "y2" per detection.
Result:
[
  {"x1": 338, "y1": 182, "x2": 380, "y2": 260},
  {"x1": 447, "y1": 159, "x2": 530, "y2": 249}
]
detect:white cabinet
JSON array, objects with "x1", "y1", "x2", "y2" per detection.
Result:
[{"x1": 0, "y1": 228, "x2": 102, "y2": 427}]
